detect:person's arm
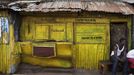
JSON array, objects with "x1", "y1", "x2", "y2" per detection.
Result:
[
  {"x1": 111, "y1": 51, "x2": 114, "y2": 56},
  {"x1": 120, "y1": 46, "x2": 124, "y2": 52},
  {"x1": 116, "y1": 44, "x2": 119, "y2": 50},
  {"x1": 120, "y1": 47, "x2": 127, "y2": 62}
]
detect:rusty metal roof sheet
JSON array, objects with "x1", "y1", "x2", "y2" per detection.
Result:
[{"x1": 8, "y1": 1, "x2": 134, "y2": 15}]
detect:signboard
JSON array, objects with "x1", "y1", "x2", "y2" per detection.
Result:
[
  {"x1": 50, "y1": 24, "x2": 66, "y2": 41},
  {"x1": 1, "y1": 17, "x2": 9, "y2": 32},
  {"x1": 76, "y1": 18, "x2": 96, "y2": 23},
  {"x1": 0, "y1": 17, "x2": 9, "y2": 44},
  {"x1": 75, "y1": 24, "x2": 106, "y2": 43},
  {"x1": 75, "y1": 18, "x2": 109, "y2": 24}
]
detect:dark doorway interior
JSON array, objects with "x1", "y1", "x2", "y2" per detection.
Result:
[{"x1": 110, "y1": 22, "x2": 128, "y2": 54}]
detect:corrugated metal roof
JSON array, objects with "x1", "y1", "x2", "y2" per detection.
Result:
[
  {"x1": 0, "y1": 0, "x2": 10, "y2": 8},
  {"x1": 8, "y1": 1, "x2": 134, "y2": 15}
]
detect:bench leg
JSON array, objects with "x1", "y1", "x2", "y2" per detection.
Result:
[{"x1": 99, "y1": 64, "x2": 105, "y2": 75}]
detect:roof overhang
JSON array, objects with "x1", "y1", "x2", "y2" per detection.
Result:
[{"x1": 8, "y1": 1, "x2": 134, "y2": 15}]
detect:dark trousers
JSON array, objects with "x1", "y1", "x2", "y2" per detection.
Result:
[
  {"x1": 111, "y1": 56, "x2": 128, "y2": 75},
  {"x1": 129, "y1": 68, "x2": 134, "y2": 74}
]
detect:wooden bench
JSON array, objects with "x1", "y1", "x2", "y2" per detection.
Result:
[{"x1": 99, "y1": 60, "x2": 112, "y2": 75}]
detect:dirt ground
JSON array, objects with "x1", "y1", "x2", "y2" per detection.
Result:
[{"x1": 12, "y1": 63, "x2": 123, "y2": 75}]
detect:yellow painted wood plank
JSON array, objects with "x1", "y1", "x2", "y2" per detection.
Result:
[{"x1": 22, "y1": 55, "x2": 72, "y2": 68}]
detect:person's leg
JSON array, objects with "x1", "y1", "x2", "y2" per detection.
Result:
[
  {"x1": 132, "y1": 68, "x2": 134, "y2": 74},
  {"x1": 129, "y1": 68, "x2": 133, "y2": 74},
  {"x1": 123, "y1": 59, "x2": 128, "y2": 75},
  {"x1": 112, "y1": 56, "x2": 118, "y2": 75}
]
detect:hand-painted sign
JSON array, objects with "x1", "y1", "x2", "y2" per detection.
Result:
[
  {"x1": 75, "y1": 18, "x2": 109, "y2": 24},
  {"x1": 1, "y1": 17, "x2": 9, "y2": 32},
  {"x1": 0, "y1": 17, "x2": 9, "y2": 44},
  {"x1": 50, "y1": 25, "x2": 66, "y2": 41},
  {"x1": 76, "y1": 18, "x2": 96, "y2": 23},
  {"x1": 75, "y1": 24, "x2": 106, "y2": 43}
]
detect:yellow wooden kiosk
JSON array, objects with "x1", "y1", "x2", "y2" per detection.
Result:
[{"x1": 0, "y1": 0, "x2": 134, "y2": 74}]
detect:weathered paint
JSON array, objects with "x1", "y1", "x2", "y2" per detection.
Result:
[
  {"x1": 56, "y1": 42, "x2": 73, "y2": 58},
  {"x1": 22, "y1": 55, "x2": 72, "y2": 68},
  {"x1": 75, "y1": 23, "x2": 107, "y2": 43},
  {"x1": 0, "y1": 10, "x2": 132, "y2": 74},
  {"x1": 20, "y1": 42, "x2": 33, "y2": 55},
  {"x1": 20, "y1": 42, "x2": 73, "y2": 68},
  {"x1": 74, "y1": 23, "x2": 109, "y2": 69},
  {"x1": 75, "y1": 44, "x2": 107, "y2": 69},
  {"x1": 0, "y1": 45, "x2": 9, "y2": 73},
  {"x1": 20, "y1": 14, "x2": 131, "y2": 69},
  {"x1": 0, "y1": 11, "x2": 10, "y2": 73},
  {"x1": 9, "y1": 25, "x2": 21, "y2": 73},
  {"x1": 0, "y1": 10, "x2": 21, "y2": 74}
]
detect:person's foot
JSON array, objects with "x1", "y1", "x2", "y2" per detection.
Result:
[{"x1": 129, "y1": 74, "x2": 133, "y2": 75}]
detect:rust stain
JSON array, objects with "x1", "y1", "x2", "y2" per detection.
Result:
[{"x1": 9, "y1": 1, "x2": 134, "y2": 15}]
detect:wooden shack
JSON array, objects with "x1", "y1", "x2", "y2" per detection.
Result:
[{"x1": 0, "y1": 0, "x2": 134, "y2": 74}]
